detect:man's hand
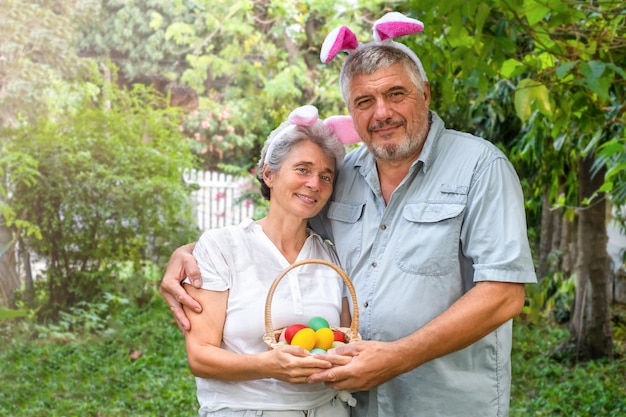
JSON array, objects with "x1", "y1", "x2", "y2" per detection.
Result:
[
  {"x1": 159, "y1": 242, "x2": 201, "y2": 332},
  {"x1": 307, "y1": 340, "x2": 402, "y2": 391}
]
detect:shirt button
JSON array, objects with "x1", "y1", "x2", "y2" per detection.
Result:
[
  {"x1": 371, "y1": 262, "x2": 377, "y2": 268},
  {"x1": 380, "y1": 224, "x2": 387, "y2": 230},
  {"x1": 363, "y1": 301, "x2": 369, "y2": 308}
]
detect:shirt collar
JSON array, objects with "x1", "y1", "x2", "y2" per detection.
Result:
[{"x1": 418, "y1": 111, "x2": 445, "y2": 174}]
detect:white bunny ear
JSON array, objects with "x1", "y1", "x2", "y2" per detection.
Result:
[
  {"x1": 287, "y1": 105, "x2": 319, "y2": 126},
  {"x1": 324, "y1": 115, "x2": 361, "y2": 145},
  {"x1": 320, "y1": 26, "x2": 359, "y2": 63},
  {"x1": 373, "y1": 12, "x2": 424, "y2": 41}
]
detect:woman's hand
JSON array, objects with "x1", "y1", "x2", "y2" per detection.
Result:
[{"x1": 263, "y1": 345, "x2": 334, "y2": 384}]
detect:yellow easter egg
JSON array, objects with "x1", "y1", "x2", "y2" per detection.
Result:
[
  {"x1": 290, "y1": 328, "x2": 316, "y2": 350},
  {"x1": 314, "y1": 327, "x2": 335, "y2": 350}
]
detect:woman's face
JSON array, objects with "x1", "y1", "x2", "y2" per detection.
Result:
[{"x1": 264, "y1": 140, "x2": 335, "y2": 220}]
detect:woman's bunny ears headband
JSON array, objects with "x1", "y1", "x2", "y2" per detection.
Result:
[
  {"x1": 264, "y1": 105, "x2": 360, "y2": 164},
  {"x1": 320, "y1": 12, "x2": 427, "y2": 93}
]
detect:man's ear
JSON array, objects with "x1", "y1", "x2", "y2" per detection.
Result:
[{"x1": 422, "y1": 81, "x2": 431, "y2": 107}]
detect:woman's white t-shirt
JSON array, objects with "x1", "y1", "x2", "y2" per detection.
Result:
[{"x1": 191, "y1": 218, "x2": 347, "y2": 413}]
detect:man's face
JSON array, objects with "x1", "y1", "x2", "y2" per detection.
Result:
[{"x1": 347, "y1": 63, "x2": 431, "y2": 163}]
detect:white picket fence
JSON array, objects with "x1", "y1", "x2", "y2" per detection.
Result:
[{"x1": 183, "y1": 169, "x2": 256, "y2": 230}]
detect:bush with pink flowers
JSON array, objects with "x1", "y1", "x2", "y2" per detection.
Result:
[{"x1": 180, "y1": 107, "x2": 255, "y2": 170}]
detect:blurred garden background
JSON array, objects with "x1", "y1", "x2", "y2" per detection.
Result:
[{"x1": 1, "y1": 1, "x2": 625, "y2": 416}]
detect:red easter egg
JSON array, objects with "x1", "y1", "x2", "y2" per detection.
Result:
[
  {"x1": 333, "y1": 330, "x2": 345, "y2": 343},
  {"x1": 284, "y1": 324, "x2": 307, "y2": 344}
]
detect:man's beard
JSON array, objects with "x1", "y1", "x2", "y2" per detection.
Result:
[
  {"x1": 370, "y1": 139, "x2": 415, "y2": 161},
  {"x1": 368, "y1": 124, "x2": 428, "y2": 162}
]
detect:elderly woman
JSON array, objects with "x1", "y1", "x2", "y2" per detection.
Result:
[{"x1": 181, "y1": 105, "x2": 354, "y2": 417}]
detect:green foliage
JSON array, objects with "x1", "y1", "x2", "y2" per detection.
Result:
[
  {"x1": 1, "y1": 297, "x2": 624, "y2": 416},
  {"x1": 75, "y1": 0, "x2": 192, "y2": 82},
  {"x1": 594, "y1": 134, "x2": 626, "y2": 206},
  {"x1": 510, "y1": 316, "x2": 626, "y2": 417},
  {"x1": 0, "y1": 0, "x2": 96, "y2": 125},
  {"x1": 404, "y1": 0, "x2": 625, "y2": 211},
  {"x1": 2, "y1": 82, "x2": 199, "y2": 319},
  {"x1": 0, "y1": 298, "x2": 197, "y2": 416},
  {"x1": 524, "y1": 271, "x2": 576, "y2": 325},
  {"x1": 0, "y1": 147, "x2": 41, "y2": 239}
]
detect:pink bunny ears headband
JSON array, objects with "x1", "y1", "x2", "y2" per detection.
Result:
[
  {"x1": 320, "y1": 12, "x2": 427, "y2": 81},
  {"x1": 264, "y1": 105, "x2": 360, "y2": 164}
]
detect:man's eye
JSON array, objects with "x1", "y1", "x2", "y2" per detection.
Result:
[
  {"x1": 321, "y1": 175, "x2": 332, "y2": 183},
  {"x1": 388, "y1": 92, "x2": 406, "y2": 102},
  {"x1": 355, "y1": 99, "x2": 373, "y2": 110}
]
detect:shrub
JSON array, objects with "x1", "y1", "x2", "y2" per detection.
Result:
[{"x1": 3, "y1": 83, "x2": 200, "y2": 320}]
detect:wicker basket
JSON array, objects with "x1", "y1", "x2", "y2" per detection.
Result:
[{"x1": 263, "y1": 259, "x2": 361, "y2": 350}]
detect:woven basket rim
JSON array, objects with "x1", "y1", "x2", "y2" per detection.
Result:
[{"x1": 263, "y1": 259, "x2": 361, "y2": 348}]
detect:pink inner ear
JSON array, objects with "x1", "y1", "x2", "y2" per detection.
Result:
[
  {"x1": 321, "y1": 26, "x2": 359, "y2": 63},
  {"x1": 325, "y1": 116, "x2": 361, "y2": 145},
  {"x1": 375, "y1": 21, "x2": 425, "y2": 41}
]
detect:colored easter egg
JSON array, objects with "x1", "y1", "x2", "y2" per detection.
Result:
[
  {"x1": 290, "y1": 328, "x2": 316, "y2": 350},
  {"x1": 284, "y1": 324, "x2": 307, "y2": 344},
  {"x1": 308, "y1": 316, "x2": 330, "y2": 331},
  {"x1": 310, "y1": 348, "x2": 327, "y2": 354},
  {"x1": 333, "y1": 330, "x2": 345, "y2": 342},
  {"x1": 331, "y1": 341, "x2": 346, "y2": 348},
  {"x1": 314, "y1": 327, "x2": 335, "y2": 350}
]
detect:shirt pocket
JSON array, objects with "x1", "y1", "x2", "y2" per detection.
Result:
[
  {"x1": 394, "y1": 201, "x2": 465, "y2": 276},
  {"x1": 327, "y1": 201, "x2": 365, "y2": 271}
]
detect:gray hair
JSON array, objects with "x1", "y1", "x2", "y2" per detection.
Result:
[
  {"x1": 340, "y1": 43, "x2": 428, "y2": 104},
  {"x1": 256, "y1": 120, "x2": 346, "y2": 200}
]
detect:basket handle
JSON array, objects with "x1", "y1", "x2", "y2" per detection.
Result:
[{"x1": 264, "y1": 259, "x2": 360, "y2": 339}]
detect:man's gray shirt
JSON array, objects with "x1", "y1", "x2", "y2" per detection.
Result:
[{"x1": 311, "y1": 112, "x2": 537, "y2": 417}]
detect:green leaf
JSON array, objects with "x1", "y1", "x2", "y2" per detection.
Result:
[
  {"x1": 523, "y1": 0, "x2": 551, "y2": 25},
  {"x1": 579, "y1": 60, "x2": 609, "y2": 101},
  {"x1": 555, "y1": 61, "x2": 577, "y2": 79},
  {"x1": 514, "y1": 78, "x2": 553, "y2": 122},
  {"x1": 605, "y1": 161, "x2": 626, "y2": 181},
  {"x1": 606, "y1": 62, "x2": 626, "y2": 79},
  {"x1": 500, "y1": 58, "x2": 524, "y2": 78}
]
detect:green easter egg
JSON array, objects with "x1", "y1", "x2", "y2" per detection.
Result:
[{"x1": 308, "y1": 316, "x2": 330, "y2": 331}]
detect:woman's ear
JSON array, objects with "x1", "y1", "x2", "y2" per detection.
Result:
[{"x1": 263, "y1": 164, "x2": 274, "y2": 188}]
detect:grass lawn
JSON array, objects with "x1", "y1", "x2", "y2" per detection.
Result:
[{"x1": 1, "y1": 298, "x2": 624, "y2": 416}]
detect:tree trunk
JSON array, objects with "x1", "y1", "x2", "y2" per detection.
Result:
[
  {"x1": 560, "y1": 213, "x2": 576, "y2": 278},
  {"x1": 0, "y1": 224, "x2": 19, "y2": 307},
  {"x1": 537, "y1": 190, "x2": 554, "y2": 279},
  {"x1": 570, "y1": 155, "x2": 613, "y2": 360}
]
